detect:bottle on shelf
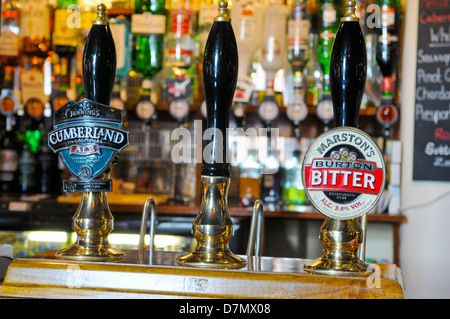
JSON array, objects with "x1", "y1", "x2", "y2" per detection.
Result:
[
  {"x1": 257, "y1": 0, "x2": 288, "y2": 127},
  {"x1": 287, "y1": 0, "x2": 310, "y2": 76},
  {"x1": 37, "y1": 104, "x2": 62, "y2": 195},
  {"x1": 135, "y1": 78, "x2": 157, "y2": 125},
  {"x1": 281, "y1": 149, "x2": 306, "y2": 206},
  {"x1": 376, "y1": 0, "x2": 401, "y2": 101},
  {"x1": 16, "y1": 94, "x2": 44, "y2": 181},
  {"x1": 52, "y1": 1, "x2": 80, "y2": 110},
  {"x1": 308, "y1": 0, "x2": 319, "y2": 34},
  {"x1": 50, "y1": 56, "x2": 71, "y2": 112},
  {"x1": 16, "y1": 102, "x2": 40, "y2": 194},
  {"x1": 178, "y1": 162, "x2": 197, "y2": 205},
  {"x1": 168, "y1": 94, "x2": 191, "y2": 124},
  {"x1": 317, "y1": 0, "x2": 338, "y2": 95},
  {"x1": 16, "y1": 97, "x2": 42, "y2": 156},
  {"x1": 230, "y1": 0, "x2": 264, "y2": 126},
  {"x1": 375, "y1": 0, "x2": 401, "y2": 151},
  {"x1": 21, "y1": 73, "x2": 47, "y2": 128},
  {"x1": 164, "y1": 0, "x2": 197, "y2": 70},
  {"x1": 21, "y1": 0, "x2": 52, "y2": 62},
  {"x1": 0, "y1": 63, "x2": 20, "y2": 193},
  {"x1": 110, "y1": 79, "x2": 126, "y2": 111},
  {"x1": 158, "y1": 0, "x2": 198, "y2": 117},
  {"x1": 304, "y1": 33, "x2": 323, "y2": 108},
  {"x1": 0, "y1": 114, "x2": 20, "y2": 193},
  {"x1": 286, "y1": 0, "x2": 310, "y2": 134},
  {"x1": 132, "y1": 0, "x2": 166, "y2": 86},
  {"x1": 239, "y1": 148, "x2": 262, "y2": 207},
  {"x1": 18, "y1": 142, "x2": 38, "y2": 194},
  {"x1": 110, "y1": 14, "x2": 132, "y2": 80},
  {"x1": 0, "y1": 0, "x2": 21, "y2": 69},
  {"x1": 125, "y1": 70, "x2": 143, "y2": 107},
  {"x1": 260, "y1": 148, "x2": 282, "y2": 204},
  {"x1": 0, "y1": 66, "x2": 19, "y2": 117},
  {"x1": 20, "y1": 0, "x2": 52, "y2": 125},
  {"x1": 315, "y1": 0, "x2": 339, "y2": 130},
  {"x1": 53, "y1": 1, "x2": 79, "y2": 61},
  {"x1": 362, "y1": 0, "x2": 382, "y2": 109}
]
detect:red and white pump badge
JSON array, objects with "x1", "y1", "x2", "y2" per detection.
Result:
[{"x1": 302, "y1": 127, "x2": 386, "y2": 220}]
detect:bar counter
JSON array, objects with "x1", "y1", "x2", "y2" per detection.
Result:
[{"x1": 0, "y1": 249, "x2": 405, "y2": 299}]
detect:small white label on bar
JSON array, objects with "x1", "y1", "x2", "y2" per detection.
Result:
[{"x1": 9, "y1": 202, "x2": 31, "y2": 211}]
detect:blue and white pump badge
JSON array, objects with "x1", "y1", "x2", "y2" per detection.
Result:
[{"x1": 48, "y1": 99, "x2": 129, "y2": 192}]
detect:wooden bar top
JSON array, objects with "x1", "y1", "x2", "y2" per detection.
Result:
[{"x1": 0, "y1": 250, "x2": 405, "y2": 299}]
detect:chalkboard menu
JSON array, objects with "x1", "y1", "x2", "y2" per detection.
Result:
[{"x1": 413, "y1": 0, "x2": 450, "y2": 182}]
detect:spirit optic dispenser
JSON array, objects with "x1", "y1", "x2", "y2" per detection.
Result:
[
  {"x1": 48, "y1": 4, "x2": 129, "y2": 260},
  {"x1": 375, "y1": 0, "x2": 401, "y2": 151},
  {"x1": 302, "y1": 0, "x2": 386, "y2": 275},
  {"x1": 177, "y1": 1, "x2": 246, "y2": 269}
]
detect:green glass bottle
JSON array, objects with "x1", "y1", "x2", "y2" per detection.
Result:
[
  {"x1": 132, "y1": 0, "x2": 166, "y2": 81},
  {"x1": 304, "y1": 33, "x2": 323, "y2": 108},
  {"x1": 317, "y1": 0, "x2": 339, "y2": 94},
  {"x1": 281, "y1": 150, "x2": 306, "y2": 205},
  {"x1": 376, "y1": 0, "x2": 401, "y2": 101}
]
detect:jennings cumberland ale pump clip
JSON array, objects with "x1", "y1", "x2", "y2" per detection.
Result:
[
  {"x1": 302, "y1": 1, "x2": 386, "y2": 275},
  {"x1": 177, "y1": 1, "x2": 246, "y2": 269},
  {"x1": 48, "y1": 4, "x2": 129, "y2": 260}
]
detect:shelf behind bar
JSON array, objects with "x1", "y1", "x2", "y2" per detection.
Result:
[
  {"x1": 0, "y1": 195, "x2": 405, "y2": 223},
  {"x1": 106, "y1": 202, "x2": 406, "y2": 223}
]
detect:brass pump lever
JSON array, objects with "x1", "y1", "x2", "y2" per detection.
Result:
[{"x1": 176, "y1": 1, "x2": 246, "y2": 269}]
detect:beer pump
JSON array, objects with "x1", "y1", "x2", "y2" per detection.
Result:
[
  {"x1": 176, "y1": 1, "x2": 246, "y2": 269},
  {"x1": 48, "y1": 4, "x2": 129, "y2": 260},
  {"x1": 302, "y1": 0, "x2": 386, "y2": 275}
]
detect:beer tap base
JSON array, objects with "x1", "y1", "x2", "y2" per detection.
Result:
[
  {"x1": 177, "y1": 176, "x2": 246, "y2": 269},
  {"x1": 56, "y1": 244, "x2": 125, "y2": 261},
  {"x1": 304, "y1": 258, "x2": 370, "y2": 276},
  {"x1": 304, "y1": 217, "x2": 371, "y2": 276},
  {"x1": 176, "y1": 250, "x2": 246, "y2": 270},
  {"x1": 55, "y1": 174, "x2": 125, "y2": 261},
  {"x1": 177, "y1": 224, "x2": 246, "y2": 269}
]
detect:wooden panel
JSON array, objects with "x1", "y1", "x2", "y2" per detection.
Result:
[{"x1": 0, "y1": 250, "x2": 404, "y2": 299}]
